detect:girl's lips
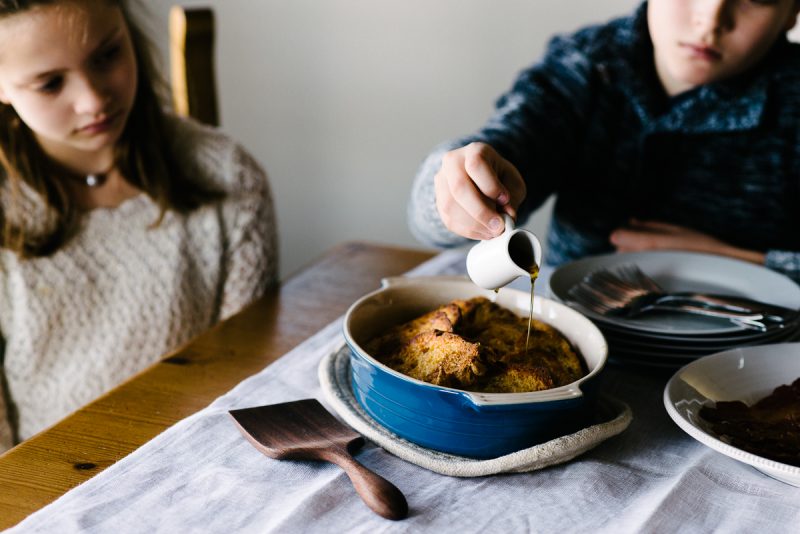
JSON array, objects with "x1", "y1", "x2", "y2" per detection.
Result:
[
  {"x1": 79, "y1": 112, "x2": 121, "y2": 134},
  {"x1": 682, "y1": 43, "x2": 722, "y2": 61}
]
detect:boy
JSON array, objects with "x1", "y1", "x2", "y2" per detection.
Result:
[{"x1": 408, "y1": 0, "x2": 800, "y2": 282}]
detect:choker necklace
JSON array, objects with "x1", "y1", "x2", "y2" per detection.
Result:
[
  {"x1": 60, "y1": 167, "x2": 112, "y2": 188},
  {"x1": 84, "y1": 173, "x2": 107, "y2": 187},
  {"x1": 51, "y1": 159, "x2": 114, "y2": 188}
]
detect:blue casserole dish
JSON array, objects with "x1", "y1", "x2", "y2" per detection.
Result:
[{"x1": 342, "y1": 276, "x2": 608, "y2": 459}]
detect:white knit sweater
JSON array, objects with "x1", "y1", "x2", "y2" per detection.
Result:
[{"x1": 0, "y1": 116, "x2": 277, "y2": 451}]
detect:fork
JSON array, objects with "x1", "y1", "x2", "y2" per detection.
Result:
[{"x1": 566, "y1": 264, "x2": 798, "y2": 331}]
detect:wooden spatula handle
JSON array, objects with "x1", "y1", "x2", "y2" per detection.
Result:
[{"x1": 322, "y1": 448, "x2": 408, "y2": 520}]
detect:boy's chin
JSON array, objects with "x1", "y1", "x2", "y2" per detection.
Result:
[
  {"x1": 666, "y1": 67, "x2": 726, "y2": 94},
  {"x1": 671, "y1": 58, "x2": 759, "y2": 90}
]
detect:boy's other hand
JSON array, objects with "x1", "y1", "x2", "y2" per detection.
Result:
[
  {"x1": 434, "y1": 142, "x2": 526, "y2": 241},
  {"x1": 610, "y1": 219, "x2": 765, "y2": 265}
]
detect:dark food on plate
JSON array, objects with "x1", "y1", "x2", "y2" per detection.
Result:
[
  {"x1": 365, "y1": 297, "x2": 586, "y2": 393},
  {"x1": 699, "y1": 378, "x2": 800, "y2": 467}
]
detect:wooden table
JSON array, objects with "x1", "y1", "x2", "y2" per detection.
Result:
[{"x1": 0, "y1": 242, "x2": 435, "y2": 529}]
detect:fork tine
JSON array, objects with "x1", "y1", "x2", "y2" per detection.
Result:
[
  {"x1": 566, "y1": 263, "x2": 782, "y2": 328},
  {"x1": 615, "y1": 264, "x2": 663, "y2": 292},
  {"x1": 587, "y1": 269, "x2": 647, "y2": 299},
  {"x1": 594, "y1": 269, "x2": 643, "y2": 294},
  {"x1": 567, "y1": 272, "x2": 642, "y2": 314},
  {"x1": 566, "y1": 264, "x2": 663, "y2": 317},
  {"x1": 566, "y1": 284, "x2": 616, "y2": 314}
]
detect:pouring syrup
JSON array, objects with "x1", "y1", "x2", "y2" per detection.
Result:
[{"x1": 508, "y1": 233, "x2": 540, "y2": 355}]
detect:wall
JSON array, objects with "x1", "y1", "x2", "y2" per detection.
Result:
[{"x1": 138, "y1": 0, "x2": 643, "y2": 278}]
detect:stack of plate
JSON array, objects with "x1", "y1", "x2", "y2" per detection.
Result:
[{"x1": 548, "y1": 251, "x2": 800, "y2": 368}]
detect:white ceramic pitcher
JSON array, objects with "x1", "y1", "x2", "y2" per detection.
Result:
[{"x1": 466, "y1": 214, "x2": 542, "y2": 290}]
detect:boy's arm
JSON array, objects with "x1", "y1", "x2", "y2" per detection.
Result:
[
  {"x1": 409, "y1": 33, "x2": 599, "y2": 247},
  {"x1": 610, "y1": 221, "x2": 765, "y2": 262},
  {"x1": 609, "y1": 220, "x2": 800, "y2": 284}
]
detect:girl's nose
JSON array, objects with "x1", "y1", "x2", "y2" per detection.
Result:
[
  {"x1": 73, "y1": 75, "x2": 110, "y2": 116},
  {"x1": 692, "y1": 0, "x2": 734, "y2": 39}
]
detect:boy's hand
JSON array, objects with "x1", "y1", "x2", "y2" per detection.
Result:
[
  {"x1": 610, "y1": 219, "x2": 765, "y2": 265},
  {"x1": 434, "y1": 142, "x2": 526, "y2": 240}
]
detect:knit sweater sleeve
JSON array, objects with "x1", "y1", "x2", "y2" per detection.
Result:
[
  {"x1": 408, "y1": 31, "x2": 599, "y2": 247},
  {"x1": 0, "y1": 272, "x2": 12, "y2": 450},
  {"x1": 218, "y1": 145, "x2": 278, "y2": 321},
  {"x1": 0, "y1": 359, "x2": 12, "y2": 450},
  {"x1": 764, "y1": 251, "x2": 800, "y2": 284}
]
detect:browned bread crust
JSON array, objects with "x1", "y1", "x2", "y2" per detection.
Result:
[{"x1": 367, "y1": 297, "x2": 585, "y2": 393}]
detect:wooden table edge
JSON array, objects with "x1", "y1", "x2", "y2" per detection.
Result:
[{"x1": 0, "y1": 241, "x2": 436, "y2": 529}]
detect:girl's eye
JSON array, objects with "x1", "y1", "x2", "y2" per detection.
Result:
[
  {"x1": 36, "y1": 76, "x2": 63, "y2": 94},
  {"x1": 93, "y1": 44, "x2": 121, "y2": 69}
]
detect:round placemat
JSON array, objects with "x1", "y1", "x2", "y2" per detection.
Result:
[{"x1": 318, "y1": 344, "x2": 633, "y2": 477}]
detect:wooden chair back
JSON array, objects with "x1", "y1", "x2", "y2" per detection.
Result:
[{"x1": 169, "y1": 6, "x2": 219, "y2": 126}]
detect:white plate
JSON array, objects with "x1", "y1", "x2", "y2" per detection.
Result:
[
  {"x1": 549, "y1": 251, "x2": 800, "y2": 336},
  {"x1": 597, "y1": 316, "x2": 800, "y2": 344},
  {"x1": 604, "y1": 323, "x2": 800, "y2": 355},
  {"x1": 664, "y1": 343, "x2": 800, "y2": 486}
]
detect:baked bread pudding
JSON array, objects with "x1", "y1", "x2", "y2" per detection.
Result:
[{"x1": 365, "y1": 297, "x2": 586, "y2": 393}]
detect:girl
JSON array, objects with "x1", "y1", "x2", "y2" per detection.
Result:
[
  {"x1": 0, "y1": 0, "x2": 277, "y2": 450},
  {"x1": 409, "y1": 0, "x2": 800, "y2": 282}
]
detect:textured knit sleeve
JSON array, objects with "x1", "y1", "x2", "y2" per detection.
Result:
[
  {"x1": 218, "y1": 146, "x2": 278, "y2": 321},
  {"x1": 408, "y1": 32, "x2": 599, "y2": 248},
  {"x1": 764, "y1": 65, "x2": 800, "y2": 285},
  {"x1": 764, "y1": 251, "x2": 800, "y2": 284},
  {"x1": 0, "y1": 274, "x2": 12, "y2": 451},
  {"x1": 0, "y1": 372, "x2": 12, "y2": 452}
]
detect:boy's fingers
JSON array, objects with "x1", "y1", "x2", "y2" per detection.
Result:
[
  {"x1": 435, "y1": 170, "x2": 498, "y2": 240},
  {"x1": 463, "y1": 144, "x2": 527, "y2": 212},
  {"x1": 462, "y1": 143, "x2": 511, "y2": 207},
  {"x1": 498, "y1": 160, "x2": 527, "y2": 211},
  {"x1": 447, "y1": 171, "x2": 505, "y2": 237},
  {"x1": 435, "y1": 142, "x2": 528, "y2": 240}
]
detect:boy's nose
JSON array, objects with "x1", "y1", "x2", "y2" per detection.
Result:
[{"x1": 692, "y1": 0, "x2": 734, "y2": 38}]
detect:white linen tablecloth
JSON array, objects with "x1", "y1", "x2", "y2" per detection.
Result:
[{"x1": 7, "y1": 250, "x2": 800, "y2": 533}]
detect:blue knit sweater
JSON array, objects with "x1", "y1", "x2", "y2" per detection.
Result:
[{"x1": 408, "y1": 3, "x2": 800, "y2": 283}]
